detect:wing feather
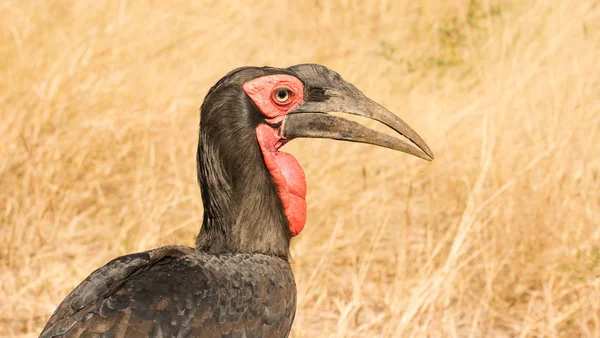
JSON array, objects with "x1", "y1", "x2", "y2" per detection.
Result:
[{"x1": 41, "y1": 248, "x2": 295, "y2": 338}]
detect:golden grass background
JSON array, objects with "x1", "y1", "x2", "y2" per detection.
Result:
[{"x1": 1, "y1": 0, "x2": 599, "y2": 337}]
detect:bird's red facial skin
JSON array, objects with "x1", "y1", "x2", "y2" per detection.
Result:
[
  {"x1": 245, "y1": 75, "x2": 307, "y2": 236},
  {"x1": 242, "y1": 74, "x2": 304, "y2": 124}
]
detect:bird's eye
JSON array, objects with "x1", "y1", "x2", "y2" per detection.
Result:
[{"x1": 272, "y1": 87, "x2": 292, "y2": 105}]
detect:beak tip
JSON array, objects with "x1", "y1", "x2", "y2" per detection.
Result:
[
  {"x1": 420, "y1": 152, "x2": 434, "y2": 161},
  {"x1": 414, "y1": 139, "x2": 434, "y2": 161}
]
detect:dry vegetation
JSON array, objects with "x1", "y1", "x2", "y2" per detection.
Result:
[{"x1": 1, "y1": 0, "x2": 599, "y2": 337}]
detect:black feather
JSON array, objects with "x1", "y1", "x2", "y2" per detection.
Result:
[{"x1": 41, "y1": 246, "x2": 295, "y2": 338}]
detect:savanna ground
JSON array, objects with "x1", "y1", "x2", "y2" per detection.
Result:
[{"x1": 1, "y1": 0, "x2": 599, "y2": 337}]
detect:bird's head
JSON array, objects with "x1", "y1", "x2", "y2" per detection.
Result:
[{"x1": 197, "y1": 64, "x2": 433, "y2": 256}]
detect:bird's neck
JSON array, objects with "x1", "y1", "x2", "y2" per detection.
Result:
[{"x1": 195, "y1": 123, "x2": 291, "y2": 259}]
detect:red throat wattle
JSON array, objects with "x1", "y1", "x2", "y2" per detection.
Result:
[
  {"x1": 243, "y1": 75, "x2": 307, "y2": 236},
  {"x1": 256, "y1": 125, "x2": 307, "y2": 236}
]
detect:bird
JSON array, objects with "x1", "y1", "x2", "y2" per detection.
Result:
[{"x1": 40, "y1": 64, "x2": 433, "y2": 338}]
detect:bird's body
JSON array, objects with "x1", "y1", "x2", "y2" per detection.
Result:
[
  {"x1": 40, "y1": 64, "x2": 433, "y2": 337},
  {"x1": 42, "y1": 246, "x2": 295, "y2": 337}
]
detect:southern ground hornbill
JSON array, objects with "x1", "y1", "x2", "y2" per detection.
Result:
[{"x1": 40, "y1": 64, "x2": 433, "y2": 337}]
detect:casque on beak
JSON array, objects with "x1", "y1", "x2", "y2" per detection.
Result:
[{"x1": 282, "y1": 83, "x2": 434, "y2": 161}]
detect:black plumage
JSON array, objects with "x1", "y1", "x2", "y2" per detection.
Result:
[
  {"x1": 42, "y1": 247, "x2": 295, "y2": 337},
  {"x1": 40, "y1": 64, "x2": 433, "y2": 338}
]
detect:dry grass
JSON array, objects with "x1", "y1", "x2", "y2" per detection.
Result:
[{"x1": 1, "y1": 0, "x2": 599, "y2": 337}]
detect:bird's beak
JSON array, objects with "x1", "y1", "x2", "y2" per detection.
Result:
[{"x1": 283, "y1": 85, "x2": 434, "y2": 161}]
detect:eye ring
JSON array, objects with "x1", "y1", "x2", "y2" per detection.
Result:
[{"x1": 272, "y1": 87, "x2": 293, "y2": 105}]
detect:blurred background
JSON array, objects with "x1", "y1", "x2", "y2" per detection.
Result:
[{"x1": 1, "y1": 0, "x2": 599, "y2": 337}]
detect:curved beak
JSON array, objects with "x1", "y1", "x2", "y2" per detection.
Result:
[{"x1": 283, "y1": 85, "x2": 434, "y2": 161}]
